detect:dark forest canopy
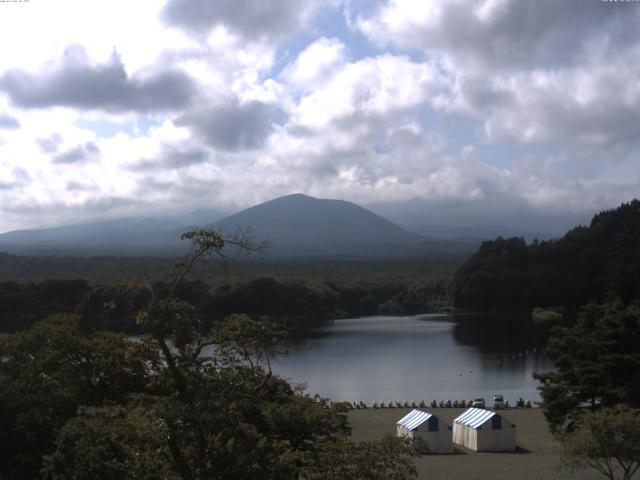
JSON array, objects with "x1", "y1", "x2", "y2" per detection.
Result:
[
  {"x1": 0, "y1": 274, "x2": 452, "y2": 334},
  {"x1": 453, "y1": 200, "x2": 640, "y2": 309},
  {"x1": 534, "y1": 300, "x2": 640, "y2": 433}
]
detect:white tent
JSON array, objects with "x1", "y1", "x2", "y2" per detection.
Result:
[
  {"x1": 396, "y1": 409, "x2": 453, "y2": 454},
  {"x1": 452, "y1": 408, "x2": 516, "y2": 452}
]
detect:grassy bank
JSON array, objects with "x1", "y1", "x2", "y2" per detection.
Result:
[{"x1": 349, "y1": 408, "x2": 600, "y2": 480}]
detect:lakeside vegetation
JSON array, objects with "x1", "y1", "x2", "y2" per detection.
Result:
[
  {"x1": 0, "y1": 259, "x2": 454, "y2": 334},
  {"x1": 453, "y1": 200, "x2": 640, "y2": 310},
  {"x1": 450, "y1": 200, "x2": 640, "y2": 479}
]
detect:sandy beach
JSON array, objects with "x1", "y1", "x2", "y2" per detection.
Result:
[{"x1": 349, "y1": 408, "x2": 602, "y2": 480}]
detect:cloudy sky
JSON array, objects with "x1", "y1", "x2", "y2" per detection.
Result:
[{"x1": 0, "y1": 0, "x2": 639, "y2": 233}]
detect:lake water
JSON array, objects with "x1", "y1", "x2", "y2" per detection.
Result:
[{"x1": 272, "y1": 314, "x2": 554, "y2": 405}]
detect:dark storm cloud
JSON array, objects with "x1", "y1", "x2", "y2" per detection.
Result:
[
  {"x1": 0, "y1": 46, "x2": 196, "y2": 113},
  {"x1": 130, "y1": 147, "x2": 210, "y2": 171},
  {"x1": 37, "y1": 133, "x2": 64, "y2": 153},
  {"x1": 161, "y1": 0, "x2": 315, "y2": 40},
  {"x1": 52, "y1": 142, "x2": 100, "y2": 165},
  {"x1": 176, "y1": 101, "x2": 282, "y2": 151},
  {"x1": 0, "y1": 113, "x2": 20, "y2": 129}
]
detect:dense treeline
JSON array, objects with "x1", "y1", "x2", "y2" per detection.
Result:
[
  {"x1": 453, "y1": 200, "x2": 640, "y2": 308},
  {"x1": 0, "y1": 252, "x2": 174, "y2": 283},
  {"x1": 0, "y1": 275, "x2": 451, "y2": 334},
  {"x1": 0, "y1": 252, "x2": 455, "y2": 285}
]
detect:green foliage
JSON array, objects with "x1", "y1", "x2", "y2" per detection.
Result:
[
  {"x1": 0, "y1": 279, "x2": 90, "y2": 331},
  {"x1": 0, "y1": 229, "x2": 420, "y2": 480},
  {"x1": 302, "y1": 436, "x2": 421, "y2": 480},
  {"x1": 379, "y1": 278, "x2": 451, "y2": 315},
  {"x1": 534, "y1": 301, "x2": 640, "y2": 433},
  {"x1": 0, "y1": 274, "x2": 452, "y2": 335},
  {"x1": 453, "y1": 237, "x2": 531, "y2": 308},
  {"x1": 0, "y1": 315, "x2": 155, "y2": 479},
  {"x1": 77, "y1": 282, "x2": 153, "y2": 332},
  {"x1": 205, "y1": 277, "x2": 337, "y2": 329},
  {"x1": 42, "y1": 405, "x2": 175, "y2": 480},
  {"x1": 560, "y1": 406, "x2": 640, "y2": 480},
  {"x1": 454, "y1": 200, "x2": 640, "y2": 308},
  {"x1": 214, "y1": 313, "x2": 288, "y2": 371}
]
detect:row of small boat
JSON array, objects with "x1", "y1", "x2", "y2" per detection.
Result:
[{"x1": 328, "y1": 399, "x2": 533, "y2": 409}]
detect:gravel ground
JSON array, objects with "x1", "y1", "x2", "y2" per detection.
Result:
[{"x1": 348, "y1": 408, "x2": 602, "y2": 480}]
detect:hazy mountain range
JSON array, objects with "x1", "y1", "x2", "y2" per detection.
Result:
[{"x1": 0, "y1": 194, "x2": 558, "y2": 259}]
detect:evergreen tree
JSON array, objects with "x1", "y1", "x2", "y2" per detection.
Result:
[{"x1": 534, "y1": 300, "x2": 640, "y2": 433}]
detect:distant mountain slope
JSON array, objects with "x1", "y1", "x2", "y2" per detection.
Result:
[
  {"x1": 212, "y1": 193, "x2": 421, "y2": 249},
  {"x1": 453, "y1": 199, "x2": 640, "y2": 308},
  {"x1": 0, "y1": 194, "x2": 476, "y2": 260},
  {"x1": 0, "y1": 217, "x2": 183, "y2": 244},
  {"x1": 398, "y1": 223, "x2": 548, "y2": 242},
  {"x1": 0, "y1": 217, "x2": 189, "y2": 255}
]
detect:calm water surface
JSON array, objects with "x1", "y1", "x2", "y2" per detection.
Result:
[{"x1": 272, "y1": 314, "x2": 553, "y2": 404}]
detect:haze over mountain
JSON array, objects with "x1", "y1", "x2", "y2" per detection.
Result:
[
  {"x1": 0, "y1": 217, "x2": 188, "y2": 255},
  {"x1": 366, "y1": 196, "x2": 590, "y2": 241},
  {"x1": 0, "y1": 193, "x2": 476, "y2": 259}
]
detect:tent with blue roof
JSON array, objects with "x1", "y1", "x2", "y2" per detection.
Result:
[
  {"x1": 396, "y1": 409, "x2": 453, "y2": 453},
  {"x1": 452, "y1": 408, "x2": 516, "y2": 451}
]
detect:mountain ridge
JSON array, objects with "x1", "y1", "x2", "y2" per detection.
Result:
[
  {"x1": 0, "y1": 194, "x2": 473, "y2": 260},
  {"x1": 212, "y1": 193, "x2": 422, "y2": 248}
]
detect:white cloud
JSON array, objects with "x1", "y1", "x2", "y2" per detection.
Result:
[
  {"x1": 289, "y1": 54, "x2": 446, "y2": 129},
  {"x1": 161, "y1": 0, "x2": 322, "y2": 42},
  {"x1": 357, "y1": 0, "x2": 640, "y2": 146},
  {"x1": 0, "y1": 0, "x2": 191, "y2": 75},
  {"x1": 0, "y1": 0, "x2": 638, "y2": 233},
  {"x1": 281, "y1": 37, "x2": 349, "y2": 90}
]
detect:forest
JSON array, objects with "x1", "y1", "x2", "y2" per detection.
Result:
[
  {"x1": 0, "y1": 258, "x2": 453, "y2": 335},
  {"x1": 453, "y1": 200, "x2": 640, "y2": 309}
]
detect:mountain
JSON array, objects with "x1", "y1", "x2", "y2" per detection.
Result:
[
  {"x1": 0, "y1": 194, "x2": 477, "y2": 260},
  {"x1": 210, "y1": 194, "x2": 476, "y2": 259},
  {"x1": 0, "y1": 217, "x2": 188, "y2": 255},
  {"x1": 213, "y1": 193, "x2": 419, "y2": 246}
]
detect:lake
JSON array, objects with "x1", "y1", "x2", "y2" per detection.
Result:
[{"x1": 272, "y1": 314, "x2": 554, "y2": 405}]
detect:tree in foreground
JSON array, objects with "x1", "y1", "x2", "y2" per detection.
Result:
[
  {"x1": 534, "y1": 300, "x2": 640, "y2": 433},
  {"x1": 303, "y1": 436, "x2": 422, "y2": 480},
  {"x1": 561, "y1": 406, "x2": 640, "y2": 480},
  {"x1": 0, "y1": 315, "x2": 155, "y2": 479},
  {"x1": 0, "y1": 229, "x2": 421, "y2": 480}
]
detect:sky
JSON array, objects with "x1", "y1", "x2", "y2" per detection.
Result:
[{"x1": 0, "y1": 0, "x2": 639, "y2": 234}]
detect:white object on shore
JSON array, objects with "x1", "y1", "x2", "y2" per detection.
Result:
[
  {"x1": 452, "y1": 408, "x2": 516, "y2": 452},
  {"x1": 396, "y1": 409, "x2": 453, "y2": 454}
]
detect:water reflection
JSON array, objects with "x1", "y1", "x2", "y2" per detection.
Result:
[
  {"x1": 452, "y1": 311, "x2": 551, "y2": 353},
  {"x1": 273, "y1": 314, "x2": 554, "y2": 404}
]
